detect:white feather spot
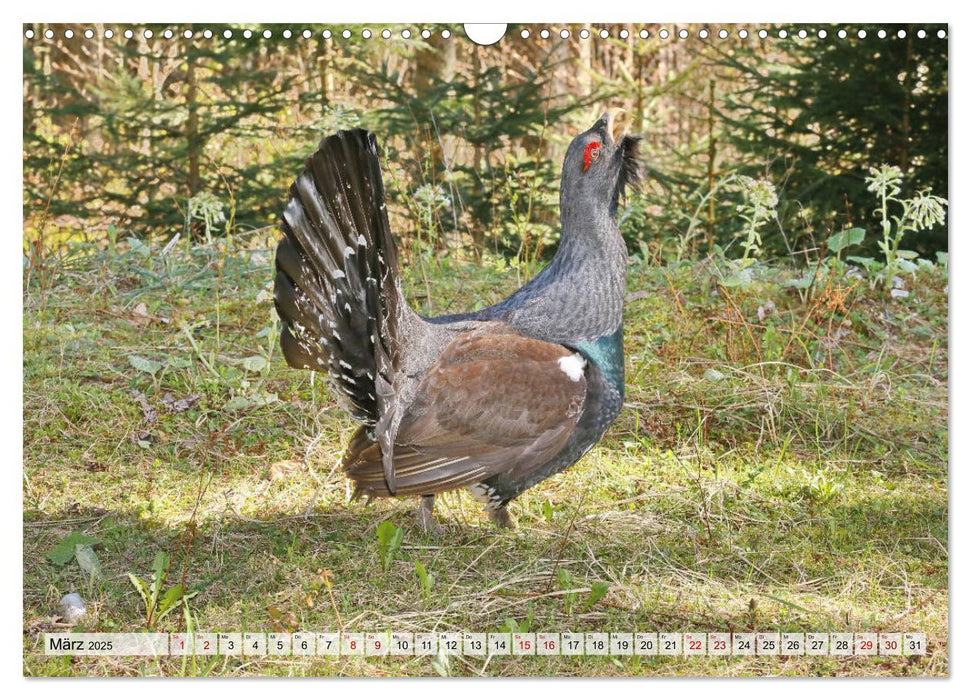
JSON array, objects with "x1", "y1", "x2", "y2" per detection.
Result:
[
  {"x1": 557, "y1": 354, "x2": 587, "y2": 382},
  {"x1": 339, "y1": 360, "x2": 353, "y2": 370},
  {"x1": 331, "y1": 269, "x2": 346, "y2": 280}
]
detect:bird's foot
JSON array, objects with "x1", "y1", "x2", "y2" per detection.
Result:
[
  {"x1": 488, "y1": 504, "x2": 516, "y2": 530},
  {"x1": 414, "y1": 495, "x2": 443, "y2": 537}
]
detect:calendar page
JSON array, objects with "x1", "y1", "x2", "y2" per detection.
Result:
[{"x1": 22, "y1": 15, "x2": 949, "y2": 680}]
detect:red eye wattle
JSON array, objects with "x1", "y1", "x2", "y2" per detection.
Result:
[{"x1": 583, "y1": 141, "x2": 602, "y2": 172}]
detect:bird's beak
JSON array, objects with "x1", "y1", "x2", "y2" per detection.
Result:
[{"x1": 604, "y1": 107, "x2": 629, "y2": 146}]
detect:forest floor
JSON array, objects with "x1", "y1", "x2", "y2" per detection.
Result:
[{"x1": 23, "y1": 236, "x2": 948, "y2": 677}]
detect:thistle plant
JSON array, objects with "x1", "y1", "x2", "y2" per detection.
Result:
[
  {"x1": 735, "y1": 176, "x2": 778, "y2": 263},
  {"x1": 187, "y1": 191, "x2": 227, "y2": 242},
  {"x1": 413, "y1": 183, "x2": 451, "y2": 251},
  {"x1": 412, "y1": 183, "x2": 451, "y2": 295},
  {"x1": 865, "y1": 164, "x2": 948, "y2": 288}
]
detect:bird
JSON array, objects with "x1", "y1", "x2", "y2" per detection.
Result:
[{"x1": 274, "y1": 108, "x2": 640, "y2": 530}]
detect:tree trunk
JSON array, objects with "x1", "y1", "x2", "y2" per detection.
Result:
[
  {"x1": 185, "y1": 48, "x2": 201, "y2": 197},
  {"x1": 706, "y1": 78, "x2": 717, "y2": 250},
  {"x1": 315, "y1": 36, "x2": 332, "y2": 110}
]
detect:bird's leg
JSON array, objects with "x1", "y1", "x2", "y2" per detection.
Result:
[
  {"x1": 488, "y1": 503, "x2": 516, "y2": 529},
  {"x1": 414, "y1": 494, "x2": 442, "y2": 536}
]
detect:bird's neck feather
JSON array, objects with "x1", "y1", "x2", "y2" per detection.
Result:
[{"x1": 555, "y1": 196, "x2": 626, "y2": 270}]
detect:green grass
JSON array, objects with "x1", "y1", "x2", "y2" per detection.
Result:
[{"x1": 23, "y1": 236, "x2": 948, "y2": 676}]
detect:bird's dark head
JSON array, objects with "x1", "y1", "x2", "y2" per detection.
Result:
[{"x1": 561, "y1": 108, "x2": 642, "y2": 217}]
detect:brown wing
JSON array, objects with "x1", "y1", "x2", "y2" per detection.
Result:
[{"x1": 343, "y1": 328, "x2": 587, "y2": 497}]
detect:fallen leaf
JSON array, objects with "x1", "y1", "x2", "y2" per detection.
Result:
[
  {"x1": 267, "y1": 604, "x2": 298, "y2": 632},
  {"x1": 161, "y1": 392, "x2": 201, "y2": 413},
  {"x1": 268, "y1": 460, "x2": 304, "y2": 481},
  {"x1": 131, "y1": 390, "x2": 158, "y2": 424},
  {"x1": 131, "y1": 302, "x2": 151, "y2": 326},
  {"x1": 79, "y1": 452, "x2": 108, "y2": 472}
]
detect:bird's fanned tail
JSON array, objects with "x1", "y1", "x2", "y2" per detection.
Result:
[{"x1": 274, "y1": 129, "x2": 406, "y2": 487}]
